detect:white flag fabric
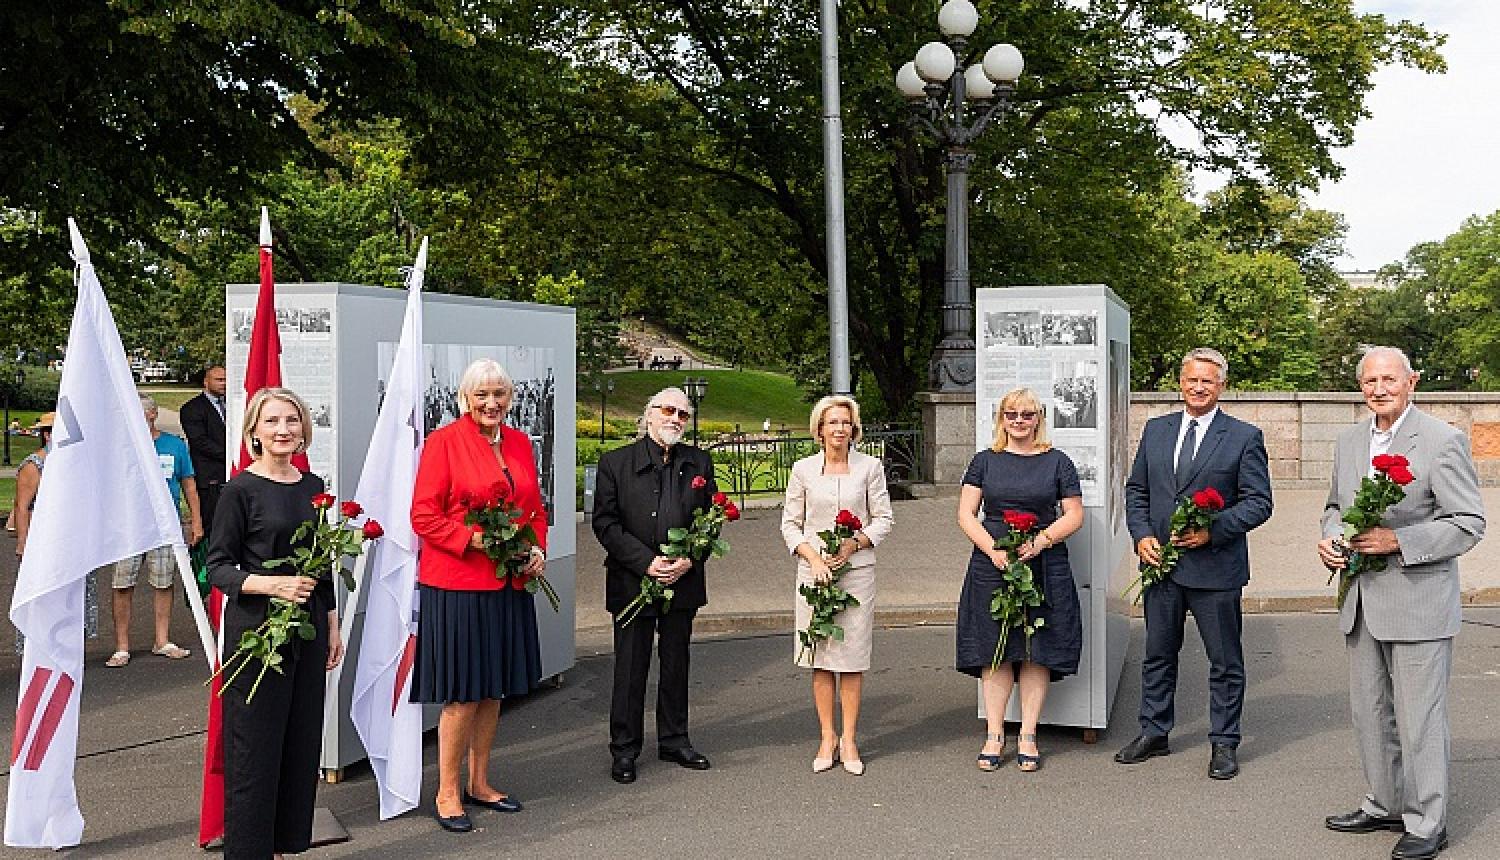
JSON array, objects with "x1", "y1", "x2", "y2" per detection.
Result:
[
  {"x1": 5, "y1": 221, "x2": 188, "y2": 848},
  {"x1": 348, "y1": 238, "x2": 428, "y2": 819}
]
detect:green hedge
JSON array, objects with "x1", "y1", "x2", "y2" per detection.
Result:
[{"x1": 3, "y1": 366, "x2": 60, "y2": 411}]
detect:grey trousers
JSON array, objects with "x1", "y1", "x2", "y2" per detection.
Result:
[{"x1": 1347, "y1": 612, "x2": 1452, "y2": 838}]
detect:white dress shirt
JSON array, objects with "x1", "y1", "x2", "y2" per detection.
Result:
[
  {"x1": 1368, "y1": 404, "x2": 1413, "y2": 476},
  {"x1": 1172, "y1": 406, "x2": 1219, "y2": 467}
]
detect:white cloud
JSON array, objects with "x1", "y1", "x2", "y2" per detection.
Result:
[{"x1": 1307, "y1": 1, "x2": 1500, "y2": 268}]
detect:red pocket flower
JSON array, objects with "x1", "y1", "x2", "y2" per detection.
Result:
[
  {"x1": 311, "y1": 492, "x2": 336, "y2": 510},
  {"x1": 362, "y1": 519, "x2": 384, "y2": 539},
  {"x1": 835, "y1": 509, "x2": 863, "y2": 531},
  {"x1": 1191, "y1": 487, "x2": 1225, "y2": 511},
  {"x1": 341, "y1": 500, "x2": 363, "y2": 518},
  {"x1": 1002, "y1": 510, "x2": 1039, "y2": 533},
  {"x1": 691, "y1": 475, "x2": 707, "y2": 489},
  {"x1": 1386, "y1": 464, "x2": 1414, "y2": 486},
  {"x1": 723, "y1": 501, "x2": 741, "y2": 521},
  {"x1": 713, "y1": 491, "x2": 730, "y2": 508}
]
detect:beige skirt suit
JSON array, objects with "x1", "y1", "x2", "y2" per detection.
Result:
[{"x1": 781, "y1": 451, "x2": 895, "y2": 671}]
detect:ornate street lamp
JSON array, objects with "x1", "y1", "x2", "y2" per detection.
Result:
[
  {"x1": 682, "y1": 377, "x2": 708, "y2": 446},
  {"x1": 593, "y1": 377, "x2": 615, "y2": 441},
  {"x1": 896, "y1": 0, "x2": 1025, "y2": 391}
]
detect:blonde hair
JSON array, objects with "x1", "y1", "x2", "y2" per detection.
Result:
[
  {"x1": 990, "y1": 388, "x2": 1051, "y2": 452},
  {"x1": 809, "y1": 395, "x2": 862, "y2": 445},
  {"x1": 457, "y1": 358, "x2": 513, "y2": 416},
  {"x1": 242, "y1": 387, "x2": 312, "y2": 459}
]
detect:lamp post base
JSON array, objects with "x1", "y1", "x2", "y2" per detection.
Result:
[{"x1": 927, "y1": 341, "x2": 977, "y2": 392}]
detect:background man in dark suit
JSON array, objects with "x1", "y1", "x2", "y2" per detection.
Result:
[
  {"x1": 1117, "y1": 347, "x2": 1273, "y2": 780},
  {"x1": 1318, "y1": 347, "x2": 1484, "y2": 860},
  {"x1": 592, "y1": 386, "x2": 718, "y2": 785},
  {"x1": 178, "y1": 365, "x2": 227, "y2": 537}
]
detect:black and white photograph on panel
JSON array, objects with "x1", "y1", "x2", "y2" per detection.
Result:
[
  {"x1": 379, "y1": 342, "x2": 560, "y2": 526},
  {"x1": 1109, "y1": 340, "x2": 1130, "y2": 532},
  {"x1": 1052, "y1": 359, "x2": 1099, "y2": 430},
  {"x1": 983, "y1": 311, "x2": 1042, "y2": 348},
  {"x1": 1041, "y1": 311, "x2": 1098, "y2": 347}
]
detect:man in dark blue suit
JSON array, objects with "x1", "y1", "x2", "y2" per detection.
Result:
[{"x1": 1116, "y1": 348, "x2": 1273, "y2": 780}]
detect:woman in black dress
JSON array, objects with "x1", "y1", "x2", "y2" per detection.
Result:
[
  {"x1": 956, "y1": 387, "x2": 1084, "y2": 772},
  {"x1": 208, "y1": 388, "x2": 343, "y2": 859}
]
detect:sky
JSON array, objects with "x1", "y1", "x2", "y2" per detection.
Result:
[{"x1": 1302, "y1": 1, "x2": 1500, "y2": 270}]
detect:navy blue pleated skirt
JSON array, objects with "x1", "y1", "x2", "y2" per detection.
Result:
[{"x1": 411, "y1": 584, "x2": 541, "y2": 703}]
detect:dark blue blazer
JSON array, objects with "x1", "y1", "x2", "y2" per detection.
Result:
[{"x1": 1124, "y1": 410, "x2": 1273, "y2": 590}]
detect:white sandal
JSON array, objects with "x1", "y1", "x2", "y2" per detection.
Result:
[
  {"x1": 152, "y1": 642, "x2": 190, "y2": 659},
  {"x1": 105, "y1": 650, "x2": 131, "y2": 668}
]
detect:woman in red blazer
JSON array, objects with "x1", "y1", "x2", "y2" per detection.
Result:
[{"x1": 410, "y1": 358, "x2": 548, "y2": 833}]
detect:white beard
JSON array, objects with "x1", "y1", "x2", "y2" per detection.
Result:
[{"x1": 655, "y1": 426, "x2": 684, "y2": 448}]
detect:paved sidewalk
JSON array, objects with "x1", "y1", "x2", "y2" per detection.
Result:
[
  {"x1": 574, "y1": 490, "x2": 1500, "y2": 644},
  {"x1": 2, "y1": 613, "x2": 1499, "y2": 857}
]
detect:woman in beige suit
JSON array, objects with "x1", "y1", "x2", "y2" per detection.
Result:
[{"x1": 781, "y1": 395, "x2": 894, "y2": 775}]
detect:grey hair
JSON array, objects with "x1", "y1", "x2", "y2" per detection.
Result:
[
  {"x1": 456, "y1": 358, "x2": 513, "y2": 416},
  {"x1": 1356, "y1": 346, "x2": 1415, "y2": 380},
  {"x1": 1180, "y1": 347, "x2": 1229, "y2": 383},
  {"x1": 138, "y1": 393, "x2": 158, "y2": 413},
  {"x1": 637, "y1": 386, "x2": 690, "y2": 438}
]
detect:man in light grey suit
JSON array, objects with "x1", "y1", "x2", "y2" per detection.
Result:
[{"x1": 1318, "y1": 347, "x2": 1484, "y2": 860}]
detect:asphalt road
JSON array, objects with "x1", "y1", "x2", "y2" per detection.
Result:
[{"x1": 2, "y1": 611, "x2": 1498, "y2": 858}]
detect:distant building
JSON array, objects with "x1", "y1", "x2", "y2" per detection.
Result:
[{"x1": 1340, "y1": 270, "x2": 1393, "y2": 291}]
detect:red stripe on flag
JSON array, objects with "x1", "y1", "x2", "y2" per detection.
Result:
[
  {"x1": 11, "y1": 667, "x2": 53, "y2": 765},
  {"x1": 392, "y1": 633, "x2": 419, "y2": 717},
  {"x1": 22, "y1": 672, "x2": 75, "y2": 771},
  {"x1": 198, "y1": 588, "x2": 227, "y2": 846}
]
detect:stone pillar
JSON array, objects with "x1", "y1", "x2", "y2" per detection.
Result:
[{"x1": 917, "y1": 390, "x2": 976, "y2": 485}]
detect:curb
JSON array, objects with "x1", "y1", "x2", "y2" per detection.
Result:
[{"x1": 578, "y1": 589, "x2": 1500, "y2": 639}]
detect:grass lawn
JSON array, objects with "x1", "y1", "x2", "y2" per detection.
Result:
[
  {"x1": 139, "y1": 386, "x2": 198, "y2": 412},
  {"x1": 583, "y1": 369, "x2": 810, "y2": 429}
]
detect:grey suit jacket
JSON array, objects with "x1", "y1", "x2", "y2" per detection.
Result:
[{"x1": 1321, "y1": 408, "x2": 1485, "y2": 641}]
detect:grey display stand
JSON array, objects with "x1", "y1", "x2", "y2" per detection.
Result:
[
  {"x1": 224, "y1": 283, "x2": 578, "y2": 777},
  {"x1": 972, "y1": 284, "x2": 1131, "y2": 739}
]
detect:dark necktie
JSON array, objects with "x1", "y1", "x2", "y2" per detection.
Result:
[{"x1": 1175, "y1": 418, "x2": 1198, "y2": 488}]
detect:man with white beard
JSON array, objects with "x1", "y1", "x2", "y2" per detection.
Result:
[{"x1": 592, "y1": 387, "x2": 721, "y2": 785}]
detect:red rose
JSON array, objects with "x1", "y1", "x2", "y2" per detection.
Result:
[
  {"x1": 362, "y1": 519, "x2": 384, "y2": 539},
  {"x1": 723, "y1": 501, "x2": 741, "y2": 521},
  {"x1": 691, "y1": 475, "x2": 707, "y2": 489},
  {"x1": 1371, "y1": 453, "x2": 1397, "y2": 472},
  {"x1": 1386, "y1": 464, "x2": 1415, "y2": 486},
  {"x1": 1002, "y1": 510, "x2": 1039, "y2": 533},
  {"x1": 1390, "y1": 454, "x2": 1409, "y2": 468},
  {"x1": 311, "y1": 493, "x2": 335, "y2": 510},
  {"x1": 1191, "y1": 487, "x2": 1225, "y2": 511},
  {"x1": 713, "y1": 491, "x2": 730, "y2": 508},
  {"x1": 835, "y1": 509, "x2": 862, "y2": 531},
  {"x1": 341, "y1": 500, "x2": 363, "y2": 518}
]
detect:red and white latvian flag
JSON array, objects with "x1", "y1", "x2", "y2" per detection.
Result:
[
  {"x1": 200, "y1": 206, "x2": 308, "y2": 846},
  {"x1": 348, "y1": 237, "x2": 429, "y2": 819},
  {"x1": 5, "y1": 221, "x2": 188, "y2": 848}
]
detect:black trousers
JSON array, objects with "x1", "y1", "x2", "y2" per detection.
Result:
[
  {"x1": 1139, "y1": 579, "x2": 1245, "y2": 746},
  {"x1": 222, "y1": 624, "x2": 327, "y2": 859},
  {"x1": 198, "y1": 481, "x2": 222, "y2": 542},
  {"x1": 609, "y1": 608, "x2": 696, "y2": 759}
]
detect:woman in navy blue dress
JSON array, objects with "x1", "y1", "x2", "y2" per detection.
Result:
[{"x1": 956, "y1": 388, "x2": 1084, "y2": 772}]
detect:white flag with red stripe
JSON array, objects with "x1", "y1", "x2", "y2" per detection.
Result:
[
  {"x1": 348, "y1": 238, "x2": 428, "y2": 819},
  {"x1": 5, "y1": 221, "x2": 189, "y2": 848}
]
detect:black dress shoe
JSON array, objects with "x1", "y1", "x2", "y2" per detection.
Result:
[
  {"x1": 1391, "y1": 829, "x2": 1447, "y2": 860},
  {"x1": 434, "y1": 810, "x2": 473, "y2": 833},
  {"x1": 611, "y1": 756, "x2": 637, "y2": 784},
  {"x1": 1208, "y1": 743, "x2": 1239, "y2": 780},
  {"x1": 1325, "y1": 809, "x2": 1405, "y2": 834},
  {"x1": 463, "y1": 791, "x2": 523, "y2": 813},
  {"x1": 658, "y1": 746, "x2": 712, "y2": 770},
  {"x1": 1114, "y1": 734, "x2": 1170, "y2": 764}
]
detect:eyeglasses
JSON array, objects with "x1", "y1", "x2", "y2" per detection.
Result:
[
  {"x1": 1002, "y1": 410, "x2": 1039, "y2": 421},
  {"x1": 652, "y1": 403, "x2": 692, "y2": 420}
]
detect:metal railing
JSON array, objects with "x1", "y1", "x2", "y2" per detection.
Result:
[{"x1": 704, "y1": 423, "x2": 924, "y2": 504}]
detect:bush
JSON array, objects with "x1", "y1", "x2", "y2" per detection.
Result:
[{"x1": 2, "y1": 366, "x2": 60, "y2": 411}]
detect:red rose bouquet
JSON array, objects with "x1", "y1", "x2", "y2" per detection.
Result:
[
  {"x1": 618, "y1": 476, "x2": 737, "y2": 627},
  {"x1": 212, "y1": 493, "x2": 381, "y2": 702},
  {"x1": 1330, "y1": 453, "x2": 1414, "y2": 608},
  {"x1": 798, "y1": 509, "x2": 864, "y2": 664},
  {"x1": 1124, "y1": 487, "x2": 1225, "y2": 605},
  {"x1": 464, "y1": 491, "x2": 560, "y2": 612},
  {"x1": 989, "y1": 510, "x2": 1046, "y2": 669}
]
